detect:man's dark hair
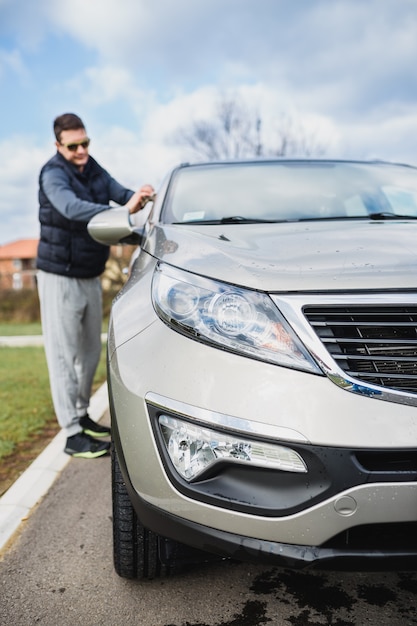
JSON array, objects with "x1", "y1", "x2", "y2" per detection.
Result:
[{"x1": 53, "y1": 113, "x2": 85, "y2": 142}]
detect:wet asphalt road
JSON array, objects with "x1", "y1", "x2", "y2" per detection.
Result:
[{"x1": 1, "y1": 446, "x2": 417, "y2": 626}]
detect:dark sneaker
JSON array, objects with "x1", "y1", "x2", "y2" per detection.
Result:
[
  {"x1": 65, "y1": 432, "x2": 110, "y2": 458},
  {"x1": 79, "y1": 414, "x2": 111, "y2": 437}
]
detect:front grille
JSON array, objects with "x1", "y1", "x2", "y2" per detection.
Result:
[{"x1": 304, "y1": 305, "x2": 417, "y2": 394}]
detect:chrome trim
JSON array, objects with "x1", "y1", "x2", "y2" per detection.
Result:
[
  {"x1": 145, "y1": 392, "x2": 309, "y2": 443},
  {"x1": 271, "y1": 292, "x2": 417, "y2": 408}
]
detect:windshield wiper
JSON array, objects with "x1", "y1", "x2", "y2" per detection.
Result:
[
  {"x1": 220, "y1": 216, "x2": 278, "y2": 224},
  {"x1": 368, "y1": 212, "x2": 417, "y2": 220},
  {"x1": 296, "y1": 212, "x2": 417, "y2": 223},
  {"x1": 175, "y1": 216, "x2": 281, "y2": 225},
  {"x1": 297, "y1": 216, "x2": 348, "y2": 222}
]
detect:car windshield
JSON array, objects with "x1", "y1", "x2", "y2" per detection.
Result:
[{"x1": 161, "y1": 160, "x2": 417, "y2": 224}]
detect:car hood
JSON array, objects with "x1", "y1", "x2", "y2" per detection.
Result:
[{"x1": 145, "y1": 220, "x2": 417, "y2": 292}]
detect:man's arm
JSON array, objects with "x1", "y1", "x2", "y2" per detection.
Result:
[
  {"x1": 41, "y1": 167, "x2": 111, "y2": 221},
  {"x1": 42, "y1": 167, "x2": 155, "y2": 221}
]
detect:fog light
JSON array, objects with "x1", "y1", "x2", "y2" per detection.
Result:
[{"x1": 159, "y1": 415, "x2": 307, "y2": 481}]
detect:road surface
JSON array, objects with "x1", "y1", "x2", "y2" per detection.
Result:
[{"x1": 1, "y1": 442, "x2": 416, "y2": 625}]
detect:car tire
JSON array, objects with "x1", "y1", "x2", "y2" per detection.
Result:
[{"x1": 112, "y1": 445, "x2": 168, "y2": 580}]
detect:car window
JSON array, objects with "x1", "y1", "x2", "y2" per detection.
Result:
[
  {"x1": 161, "y1": 161, "x2": 417, "y2": 224},
  {"x1": 382, "y1": 186, "x2": 417, "y2": 216}
]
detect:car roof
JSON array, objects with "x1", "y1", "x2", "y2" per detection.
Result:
[{"x1": 173, "y1": 158, "x2": 417, "y2": 170}]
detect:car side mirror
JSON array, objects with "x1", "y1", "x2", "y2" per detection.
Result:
[{"x1": 88, "y1": 208, "x2": 144, "y2": 246}]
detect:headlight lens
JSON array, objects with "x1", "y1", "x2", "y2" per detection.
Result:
[
  {"x1": 152, "y1": 263, "x2": 320, "y2": 373},
  {"x1": 159, "y1": 414, "x2": 307, "y2": 481}
]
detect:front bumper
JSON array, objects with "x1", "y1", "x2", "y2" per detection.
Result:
[
  {"x1": 109, "y1": 314, "x2": 417, "y2": 569},
  {"x1": 113, "y1": 413, "x2": 417, "y2": 570}
]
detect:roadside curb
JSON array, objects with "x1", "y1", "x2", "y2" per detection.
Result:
[
  {"x1": 0, "y1": 335, "x2": 44, "y2": 347},
  {"x1": 0, "y1": 382, "x2": 109, "y2": 554},
  {"x1": 0, "y1": 333, "x2": 107, "y2": 347}
]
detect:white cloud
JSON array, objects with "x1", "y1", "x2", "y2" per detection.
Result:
[
  {"x1": 0, "y1": 137, "x2": 50, "y2": 243},
  {"x1": 5, "y1": 1, "x2": 417, "y2": 118},
  {"x1": 64, "y1": 64, "x2": 148, "y2": 108},
  {"x1": 336, "y1": 107, "x2": 417, "y2": 165},
  {"x1": 44, "y1": 0, "x2": 151, "y2": 61}
]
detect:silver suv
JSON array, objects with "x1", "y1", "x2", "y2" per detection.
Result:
[{"x1": 89, "y1": 159, "x2": 417, "y2": 579}]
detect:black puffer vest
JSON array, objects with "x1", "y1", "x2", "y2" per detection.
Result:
[{"x1": 37, "y1": 153, "x2": 111, "y2": 278}]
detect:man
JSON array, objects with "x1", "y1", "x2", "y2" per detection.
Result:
[{"x1": 36, "y1": 113, "x2": 154, "y2": 458}]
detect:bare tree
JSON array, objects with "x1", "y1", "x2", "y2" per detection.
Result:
[
  {"x1": 272, "y1": 112, "x2": 327, "y2": 158},
  {"x1": 173, "y1": 93, "x2": 327, "y2": 160}
]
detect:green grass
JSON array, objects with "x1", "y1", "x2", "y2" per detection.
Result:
[
  {"x1": 0, "y1": 345, "x2": 107, "y2": 462},
  {"x1": 0, "y1": 322, "x2": 43, "y2": 336},
  {"x1": 0, "y1": 320, "x2": 109, "y2": 337}
]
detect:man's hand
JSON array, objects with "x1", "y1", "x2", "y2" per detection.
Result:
[{"x1": 126, "y1": 185, "x2": 156, "y2": 215}]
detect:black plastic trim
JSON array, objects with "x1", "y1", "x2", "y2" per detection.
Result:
[{"x1": 147, "y1": 401, "x2": 417, "y2": 517}]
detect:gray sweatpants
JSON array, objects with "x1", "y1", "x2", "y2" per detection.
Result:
[{"x1": 37, "y1": 270, "x2": 103, "y2": 437}]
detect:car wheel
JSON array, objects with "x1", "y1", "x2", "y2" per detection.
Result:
[{"x1": 112, "y1": 445, "x2": 168, "y2": 580}]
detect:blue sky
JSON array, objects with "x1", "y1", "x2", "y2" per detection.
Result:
[{"x1": 1, "y1": 0, "x2": 417, "y2": 244}]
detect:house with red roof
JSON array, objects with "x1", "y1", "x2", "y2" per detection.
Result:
[
  {"x1": 0, "y1": 239, "x2": 39, "y2": 290},
  {"x1": 0, "y1": 238, "x2": 138, "y2": 291}
]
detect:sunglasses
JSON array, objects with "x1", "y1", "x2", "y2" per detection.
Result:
[{"x1": 60, "y1": 138, "x2": 91, "y2": 152}]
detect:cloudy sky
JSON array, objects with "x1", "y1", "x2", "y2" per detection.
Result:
[{"x1": 1, "y1": 0, "x2": 417, "y2": 244}]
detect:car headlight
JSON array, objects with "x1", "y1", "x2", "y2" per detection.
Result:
[
  {"x1": 159, "y1": 414, "x2": 307, "y2": 481},
  {"x1": 152, "y1": 263, "x2": 320, "y2": 373}
]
